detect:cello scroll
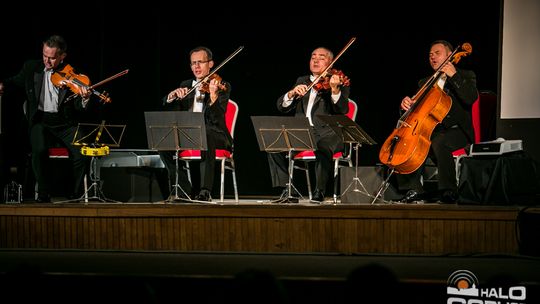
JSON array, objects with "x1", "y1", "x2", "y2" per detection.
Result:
[{"x1": 451, "y1": 43, "x2": 472, "y2": 64}]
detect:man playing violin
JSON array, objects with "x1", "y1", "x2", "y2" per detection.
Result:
[
  {"x1": 161, "y1": 46, "x2": 232, "y2": 202},
  {"x1": 0, "y1": 35, "x2": 93, "y2": 203},
  {"x1": 267, "y1": 47, "x2": 350, "y2": 202},
  {"x1": 397, "y1": 40, "x2": 478, "y2": 204}
]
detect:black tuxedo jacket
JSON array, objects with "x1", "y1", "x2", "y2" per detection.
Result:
[
  {"x1": 420, "y1": 68, "x2": 478, "y2": 143},
  {"x1": 277, "y1": 75, "x2": 350, "y2": 137},
  {"x1": 4, "y1": 60, "x2": 86, "y2": 127},
  {"x1": 162, "y1": 79, "x2": 233, "y2": 150}
]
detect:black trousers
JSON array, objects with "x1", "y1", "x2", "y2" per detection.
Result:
[
  {"x1": 159, "y1": 150, "x2": 192, "y2": 196},
  {"x1": 267, "y1": 126, "x2": 343, "y2": 192},
  {"x1": 396, "y1": 126, "x2": 469, "y2": 193},
  {"x1": 29, "y1": 112, "x2": 88, "y2": 197},
  {"x1": 159, "y1": 128, "x2": 229, "y2": 194}
]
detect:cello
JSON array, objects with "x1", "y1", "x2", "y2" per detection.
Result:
[{"x1": 378, "y1": 43, "x2": 472, "y2": 174}]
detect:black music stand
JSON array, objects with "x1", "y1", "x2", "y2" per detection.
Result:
[
  {"x1": 144, "y1": 111, "x2": 207, "y2": 203},
  {"x1": 55, "y1": 121, "x2": 126, "y2": 204},
  {"x1": 251, "y1": 116, "x2": 314, "y2": 203},
  {"x1": 317, "y1": 115, "x2": 379, "y2": 204}
]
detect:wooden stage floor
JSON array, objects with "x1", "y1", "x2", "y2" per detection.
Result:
[
  {"x1": 1, "y1": 198, "x2": 539, "y2": 303},
  {"x1": 0, "y1": 197, "x2": 537, "y2": 255}
]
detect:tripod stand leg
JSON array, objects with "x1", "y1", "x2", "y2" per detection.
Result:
[
  {"x1": 331, "y1": 156, "x2": 340, "y2": 204},
  {"x1": 85, "y1": 156, "x2": 123, "y2": 204},
  {"x1": 168, "y1": 150, "x2": 191, "y2": 202},
  {"x1": 55, "y1": 155, "x2": 124, "y2": 204},
  {"x1": 83, "y1": 174, "x2": 89, "y2": 203},
  {"x1": 333, "y1": 178, "x2": 339, "y2": 204},
  {"x1": 371, "y1": 168, "x2": 394, "y2": 204},
  {"x1": 271, "y1": 150, "x2": 302, "y2": 204},
  {"x1": 169, "y1": 183, "x2": 191, "y2": 202},
  {"x1": 337, "y1": 143, "x2": 375, "y2": 204}
]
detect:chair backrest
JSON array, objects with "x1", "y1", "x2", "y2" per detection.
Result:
[
  {"x1": 452, "y1": 95, "x2": 481, "y2": 156},
  {"x1": 225, "y1": 99, "x2": 239, "y2": 137},
  {"x1": 346, "y1": 99, "x2": 358, "y2": 121},
  {"x1": 471, "y1": 96, "x2": 481, "y2": 143},
  {"x1": 477, "y1": 91, "x2": 497, "y2": 142},
  {"x1": 49, "y1": 147, "x2": 69, "y2": 158},
  {"x1": 470, "y1": 91, "x2": 499, "y2": 144}
]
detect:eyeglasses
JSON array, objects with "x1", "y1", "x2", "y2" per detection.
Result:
[{"x1": 190, "y1": 60, "x2": 211, "y2": 67}]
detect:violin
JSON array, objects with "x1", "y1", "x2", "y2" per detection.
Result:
[
  {"x1": 304, "y1": 37, "x2": 356, "y2": 92},
  {"x1": 313, "y1": 69, "x2": 350, "y2": 91},
  {"x1": 51, "y1": 64, "x2": 111, "y2": 103},
  {"x1": 199, "y1": 73, "x2": 227, "y2": 93}
]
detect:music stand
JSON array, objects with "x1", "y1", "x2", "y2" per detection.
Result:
[
  {"x1": 55, "y1": 120, "x2": 126, "y2": 204},
  {"x1": 144, "y1": 111, "x2": 207, "y2": 203},
  {"x1": 251, "y1": 116, "x2": 314, "y2": 203},
  {"x1": 316, "y1": 115, "x2": 380, "y2": 204}
]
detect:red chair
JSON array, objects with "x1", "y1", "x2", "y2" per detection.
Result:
[
  {"x1": 453, "y1": 92, "x2": 496, "y2": 183},
  {"x1": 178, "y1": 100, "x2": 239, "y2": 202},
  {"x1": 48, "y1": 147, "x2": 70, "y2": 159},
  {"x1": 291, "y1": 99, "x2": 358, "y2": 200},
  {"x1": 423, "y1": 92, "x2": 496, "y2": 185},
  {"x1": 452, "y1": 97, "x2": 481, "y2": 157}
]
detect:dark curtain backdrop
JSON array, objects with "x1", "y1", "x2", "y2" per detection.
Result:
[{"x1": 0, "y1": 2, "x2": 501, "y2": 196}]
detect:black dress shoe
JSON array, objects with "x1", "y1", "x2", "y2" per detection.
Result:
[
  {"x1": 440, "y1": 190, "x2": 458, "y2": 204},
  {"x1": 194, "y1": 189, "x2": 212, "y2": 202},
  {"x1": 399, "y1": 190, "x2": 424, "y2": 204},
  {"x1": 311, "y1": 189, "x2": 325, "y2": 202}
]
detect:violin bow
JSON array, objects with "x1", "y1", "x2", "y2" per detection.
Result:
[
  {"x1": 305, "y1": 37, "x2": 356, "y2": 92},
  {"x1": 181, "y1": 46, "x2": 244, "y2": 99},
  {"x1": 90, "y1": 69, "x2": 129, "y2": 90},
  {"x1": 63, "y1": 68, "x2": 128, "y2": 103}
]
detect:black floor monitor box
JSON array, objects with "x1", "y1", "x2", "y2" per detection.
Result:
[
  {"x1": 97, "y1": 150, "x2": 169, "y2": 202},
  {"x1": 340, "y1": 166, "x2": 400, "y2": 204},
  {"x1": 100, "y1": 167, "x2": 168, "y2": 202}
]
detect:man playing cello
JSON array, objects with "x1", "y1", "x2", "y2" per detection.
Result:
[{"x1": 395, "y1": 40, "x2": 478, "y2": 204}]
